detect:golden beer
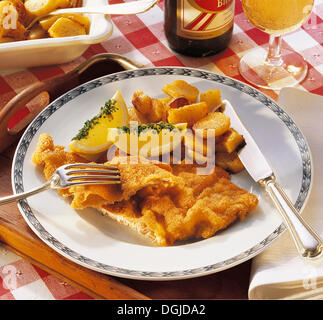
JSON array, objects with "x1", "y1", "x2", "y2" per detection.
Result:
[{"x1": 242, "y1": 0, "x2": 314, "y2": 35}]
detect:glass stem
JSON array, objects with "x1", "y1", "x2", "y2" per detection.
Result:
[{"x1": 266, "y1": 35, "x2": 283, "y2": 66}]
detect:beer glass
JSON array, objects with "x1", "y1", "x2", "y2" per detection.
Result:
[{"x1": 239, "y1": 0, "x2": 315, "y2": 90}]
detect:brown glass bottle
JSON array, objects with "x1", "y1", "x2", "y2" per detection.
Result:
[{"x1": 164, "y1": 0, "x2": 234, "y2": 57}]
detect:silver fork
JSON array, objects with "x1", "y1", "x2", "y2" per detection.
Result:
[
  {"x1": 0, "y1": 163, "x2": 120, "y2": 206},
  {"x1": 27, "y1": 0, "x2": 159, "y2": 30}
]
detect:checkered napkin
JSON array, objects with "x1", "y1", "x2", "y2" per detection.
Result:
[{"x1": 0, "y1": 0, "x2": 322, "y2": 300}]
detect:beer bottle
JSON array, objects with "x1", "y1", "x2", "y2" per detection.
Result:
[{"x1": 164, "y1": 0, "x2": 235, "y2": 57}]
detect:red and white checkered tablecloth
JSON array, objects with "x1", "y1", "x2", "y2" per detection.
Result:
[{"x1": 0, "y1": 0, "x2": 322, "y2": 300}]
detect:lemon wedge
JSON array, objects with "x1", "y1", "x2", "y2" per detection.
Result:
[
  {"x1": 69, "y1": 90, "x2": 129, "y2": 155},
  {"x1": 107, "y1": 122, "x2": 187, "y2": 158}
]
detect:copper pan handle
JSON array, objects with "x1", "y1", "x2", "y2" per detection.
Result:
[
  {"x1": 75, "y1": 53, "x2": 143, "y2": 74},
  {"x1": 0, "y1": 71, "x2": 78, "y2": 153},
  {"x1": 0, "y1": 53, "x2": 141, "y2": 154}
]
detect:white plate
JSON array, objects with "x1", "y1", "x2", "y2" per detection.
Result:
[{"x1": 12, "y1": 67, "x2": 312, "y2": 280}]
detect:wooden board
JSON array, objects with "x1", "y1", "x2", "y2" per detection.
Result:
[{"x1": 0, "y1": 144, "x2": 251, "y2": 300}]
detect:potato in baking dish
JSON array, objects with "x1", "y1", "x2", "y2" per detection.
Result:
[{"x1": 0, "y1": 0, "x2": 89, "y2": 42}]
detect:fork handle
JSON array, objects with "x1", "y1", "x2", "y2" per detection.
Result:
[
  {"x1": 260, "y1": 175, "x2": 323, "y2": 258},
  {"x1": 0, "y1": 180, "x2": 51, "y2": 206},
  {"x1": 50, "y1": 0, "x2": 158, "y2": 15}
]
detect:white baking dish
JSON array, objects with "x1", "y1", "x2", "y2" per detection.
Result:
[{"x1": 0, "y1": 0, "x2": 113, "y2": 69}]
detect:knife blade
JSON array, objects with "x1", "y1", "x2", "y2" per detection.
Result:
[
  {"x1": 222, "y1": 99, "x2": 322, "y2": 259},
  {"x1": 223, "y1": 99, "x2": 273, "y2": 182}
]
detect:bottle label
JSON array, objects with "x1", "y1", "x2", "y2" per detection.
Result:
[{"x1": 176, "y1": 0, "x2": 235, "y2": 39}]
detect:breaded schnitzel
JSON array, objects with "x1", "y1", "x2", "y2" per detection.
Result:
[
  {"x1": 33, "y1": 133, "x2": 258, "y2": 246},
  {"x1": 33, "y1": 134, "x2": 183, "y2": 210}
]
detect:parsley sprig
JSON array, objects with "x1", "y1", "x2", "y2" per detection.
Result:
[
  {"x1": 118, "y1": 121, "x2": 180, "y2": 136},
  {"x1": 72, "y1": 99, "x2": 117, "y2": 141}
]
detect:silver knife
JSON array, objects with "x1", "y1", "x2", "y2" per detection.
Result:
[{"x1": 223, "y1": 99, "x2": 322, "y2": 259}]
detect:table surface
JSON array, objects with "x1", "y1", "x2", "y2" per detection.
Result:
[{"x1": 0, "y1": 0, "x2": 322, "y2": 300}]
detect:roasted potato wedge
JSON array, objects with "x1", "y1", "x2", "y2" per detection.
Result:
[
  {"x1": 41, "y1": 13, "x2": 90, "y2": 33},
  {"x1": 162, "y1": 80, "x2": 199, "y2": 103},
  {"x1": 167, "y1": 102, "x2": 208, "y2": 127},
  {"x1": 0, "y1": 1, "x2": 27, "y2": 40},
  {"x1": 69, "y1": 0, "x2": 82, "y2": 7},
  {"x1": 4, "y1": 22, "x2": 26, "y2": 40},
  {"x1": 200, "y1": 89, "x2": 222, "y2": 112},
  {"x1": 66, "y1": 13, "x2": 90, "y2": 33},
  {"x1": 214, "y1": 128, "x2": 245, "y2": 153},
  {"x1": 56, "y1": 0, "x2": 71, "y2": 8},
  {"x1": 193, "y1": 112, "x2": 231, "y2": 138},
  {"x1": 0, "y1": 1, "x2": 16, "y2": 39},
  {"x1": 7, "y1": 0, "x2": 28, "y2": 25},
  {"x1": 24, "y1": 0, "x2": 59, "y2": 17},
  {"x1": 48, "y1": 16, "x2": 86, "y2": 37},
  {"x1": 39, "y1": 15, "x2": 60, "y2": 30},
  {"x1": 159, "y1": 96, "x2": 172, "y2": 106},
  {"x1": 132, "y1": 90, "x2": 152, "y2": 115},
  {"x1": 214, "y1": 152, "x2": 244, "y2": 173},
  {"x1": 132, "y1": 90, "x2": 168, "y2": 123}
]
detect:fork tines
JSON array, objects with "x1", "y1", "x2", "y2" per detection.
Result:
[{"x1": 64, "y1": 163, "x2": 121, "y2": 185}]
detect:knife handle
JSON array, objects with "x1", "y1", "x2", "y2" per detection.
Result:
[{"x1": 259, "y1": 175, "x2": 323, "y2": 259}]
